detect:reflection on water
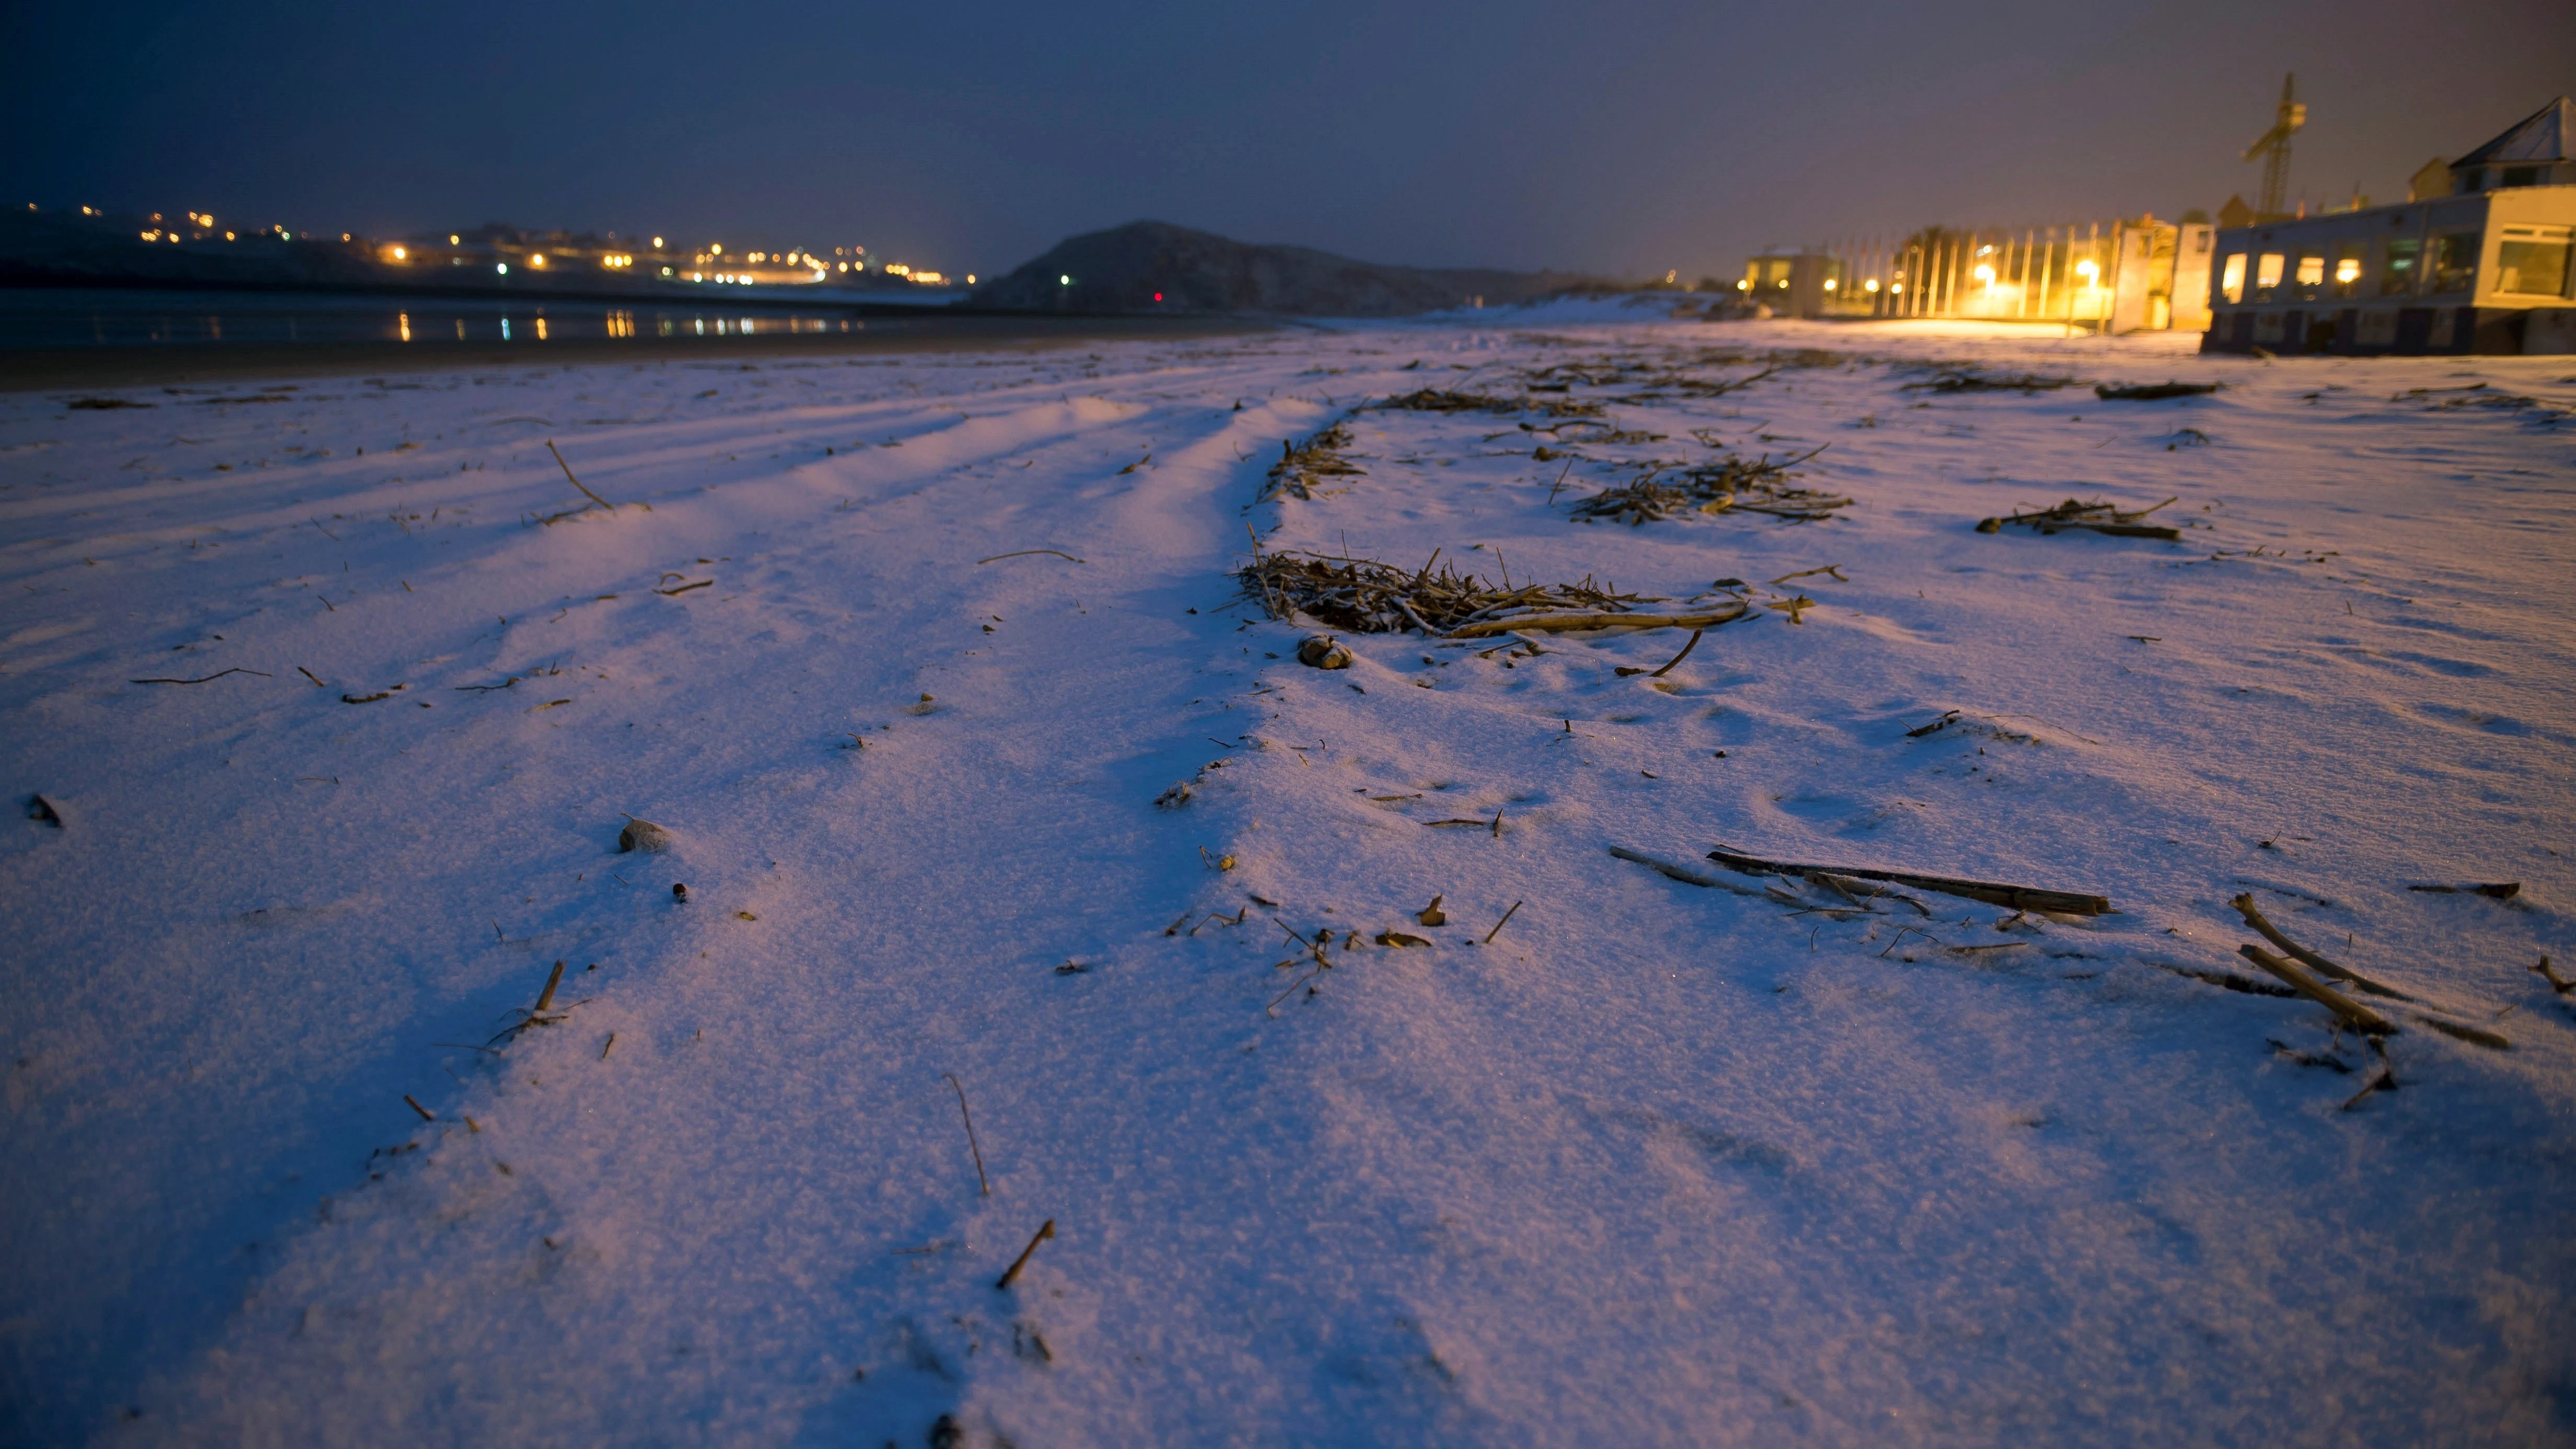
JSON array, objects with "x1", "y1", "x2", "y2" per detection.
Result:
[{"x1": 0, "y1": 288, "x2": 869, "y2": 347}]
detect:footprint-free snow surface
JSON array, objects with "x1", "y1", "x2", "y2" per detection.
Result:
[{"x1": 5, "y1": 317, "x2": 2574, "y2": 1446}]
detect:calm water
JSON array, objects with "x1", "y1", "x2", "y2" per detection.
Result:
[{"x1": 0, "y1": 288, "x2": 933, "y2": 347}]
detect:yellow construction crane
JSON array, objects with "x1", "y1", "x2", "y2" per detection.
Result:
[{"x1": 2242, "y1": 73, "x2": 2306, "y2": 218}]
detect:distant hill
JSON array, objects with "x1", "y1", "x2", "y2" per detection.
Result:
[{"x1": 968, "y1": 221, "x2": 1618, "y2": 317}]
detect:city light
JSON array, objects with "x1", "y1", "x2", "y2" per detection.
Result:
[
  {"x1": 1824, "y1": 279, "x2": 1837, "y2": 291},
  {"x1": 530, "y1": 254, "x2": 547, "y2": 268},
  {"x1": 652, "y1": 237, "x2": 664, "y2": 248},
  {"x1": 1865, "y1": 279, "x2": 1881, "y2": 293},
  {"x1": 451, "y1": 235, "x2": 460, "y2": 244},
  {"x1": 390, "y1": 246, "x2": 407, "y2": 260},
  {"x1": 1060, "y1": 274, "x2": 1071, "y2": 285},
  {"x1": 497, "y1": 263, "x2": 508, "y2": 274}
]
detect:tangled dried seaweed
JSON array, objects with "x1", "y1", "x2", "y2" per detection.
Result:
[
  {"x1": 1239, "y1": 549, "x2": 1744, "y2": 637},
  {"x1": 1566, "y1": 448, "x2": 1849, "y2": 525},
  {"x1": 1975, "y1": 496, "x2": 2180, "y2": 539},
  {"x1": 1259, "y1": 422, "x2": 1363, "y2": 501}
]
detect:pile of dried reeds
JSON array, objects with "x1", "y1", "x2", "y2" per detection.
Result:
[
  {"x1": 1567, "y1": 448, "x2": 1849, "y2": 525},
  {"x1": 1259, "y1": 422, "x2": 1364, "y2": 502},
  {"x1": 1903, "y1": 371, "x2": 2078, "y2": 394},
  {"x1": 1975, "y1": 497, "x2": 2179, "y2": 539},
  {"x1": 1373, "y1": 388, "x2": 1607, "y2": 419},
  {"x1": 1238, "y1": 549, "x2": 1743, "y2": 637}
]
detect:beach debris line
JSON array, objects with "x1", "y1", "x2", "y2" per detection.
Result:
[
  {"x1": 1371, "y1": 386, "x2": 1607, "y2": 419},
  {"x1": 1976, "y1": 497, "x2": 2181, "y2": 540},
  {"x1": 1566, "y1": 448, "x2": 1850, "y2": 525},
  {"x1": 1903, "y1": 370, "x2": 2078, "y2": 394},
  {"x1": 1703, "y1": 844, "x2": 2112, "y2": 915},
  {"x1": 2095, "y1": 382, "x2": 2222, "y2": 401},
  {"x1": 1259, "y1": 421, "x2": 1363, "y2": 502},
  {"x1": 1240, "y1": 548, "x2": 1742, "y2": 638}
]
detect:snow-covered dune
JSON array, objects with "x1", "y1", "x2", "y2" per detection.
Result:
[{"x1": 4, "y1": 320, "x2": 2572, "y2": 1446}]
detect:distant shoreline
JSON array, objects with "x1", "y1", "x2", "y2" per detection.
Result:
[{"x1": 0, "y1": 314, "x2": 1279, "y2": 393}]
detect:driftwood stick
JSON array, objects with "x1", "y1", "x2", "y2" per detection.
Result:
[
  {"x1": 547, "y1": 440, "x2": 615, "y2": 511},
  {"x1": 976, "y1": 549, "x2": 1085, "y2": 565},
  {"x1": 943, "y1": 1073, "x2": 991, "y2": 1197},
  {"x1": 1483, "y1": 900, "x2": 1524, "y2": 944},
  {"x1": 1446, "y1": 605, "x2": 1746, "y2": 639},
  {"x1": 404, "y1": 1094, "x2": 435, "y2": 1122},
  {"x1": 131, "y1": 668, "x2": 273, "y2": 685},
  {"x1": 533, "y1": 960, "x2": 565, "y2": 1014},
  {"x1": 2534, "y1": 956, "x2": 2573, "y2": 995},
  {"x1": 1617, "y1": 628, "x2": 1706, "y2": 677},
  {"x1": 2229, "y1": 894, "x2": 2410, "y2": 1000},
  {"x1": 1704, "y1": 844, "x2": 2109, "y2": 915},
  {"x1": 994, "y1": 1218, "x2": 1055, "y2": 1290},
  {"x1": 1609, "y1": 846, "x2": 1770, "y2": 899},
  {"x1": 2238, "y1": 944, "x2": 2393, "y2": 1034}
]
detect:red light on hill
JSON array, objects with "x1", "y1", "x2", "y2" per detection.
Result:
[{"x1": 1154, "y1": 292, "x2": 1164, "y2": 302}]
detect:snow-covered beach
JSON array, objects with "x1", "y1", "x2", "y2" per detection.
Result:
[{"x1": 5, "y1": 313, "x2": 2573, "y2": 1445}]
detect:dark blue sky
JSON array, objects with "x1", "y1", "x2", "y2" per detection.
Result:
[{"x1": 5, "y1": 0, "x2": 2566, "y2": 281}]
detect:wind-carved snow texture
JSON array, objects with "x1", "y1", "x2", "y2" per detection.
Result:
[{"x1": 2, "y1": 315, "x2": 2573, "y2": 1447}]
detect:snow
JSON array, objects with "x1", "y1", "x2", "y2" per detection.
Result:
[{"x1": 4, "y1": 317, "x2": 2574, "y2": 1446}]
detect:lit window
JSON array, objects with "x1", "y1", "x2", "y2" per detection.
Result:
[
  {"x1": 2331, "y1": 242, "x2": 2365, "y2": 296},
  {"x1": 2220, "y1": 253, "x2": 2246, "y2": 304},
  {"x1": 2253, "y1": 253, "x2": 2284, "y2": 300},
  {"x1": 2294, "y1": 252, "x2": 2325, "y2": 293},
  {"x1": 2496, "y1": 226, "x2": 2571, "y2": 297}
]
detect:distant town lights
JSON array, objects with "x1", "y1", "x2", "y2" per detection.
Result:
[
  {"x1": 1060, "y1": 274, "x2": 1071, "y2": 285},
  {"x1": 652, "y1": 237, "x2": 664, "y2": 248},
  {"x1": 497, "y1": 263, "x2": 508, "y2": 274},
  {"x1": 1823, "y1": 279, "x2": 1837, "y2": 291},
  {"x1": 531, "y1": 254, "x2": 547, "y2": 268},
  {"x1": 1864, "y1": 279, "x2": 1880, "y2": 293}
]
